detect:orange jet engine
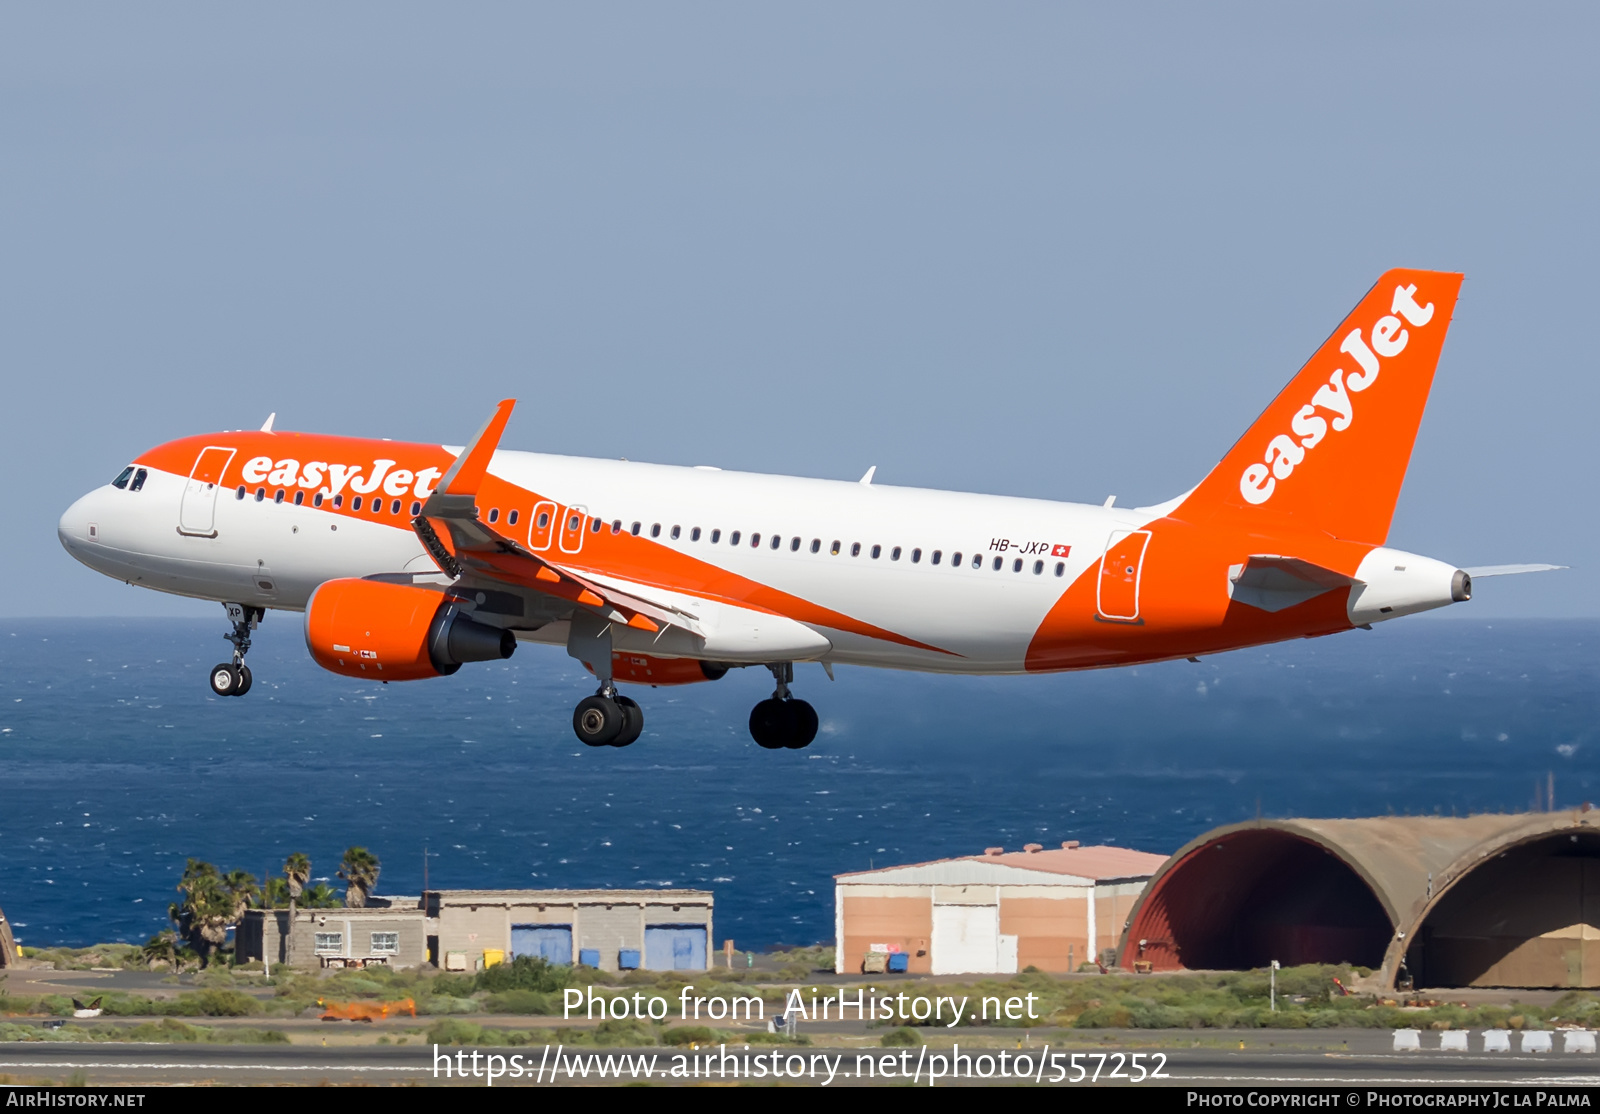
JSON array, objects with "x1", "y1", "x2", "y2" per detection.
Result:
[{"x1": 304, "y1": 578, "x2": 515, "y2": 681}]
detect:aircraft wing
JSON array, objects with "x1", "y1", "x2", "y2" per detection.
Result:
[{"x1": 411, "y1": 399, "x2": 704, "y2": 637}]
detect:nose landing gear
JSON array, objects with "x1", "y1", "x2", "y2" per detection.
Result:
[
  {"x1": 749, "y1": 663, "x2": 818, "y2": 750},
  {"x1": 209, "y1": 603, "x2": 262, "y2": 697}
]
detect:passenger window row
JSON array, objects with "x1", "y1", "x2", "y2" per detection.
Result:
[
  {"x1": 225, "y1": 487, "x2": 1068, "y2": 579},
  {"x1": 600, "y1": 517, "x2": 1068, "y2": 578}
]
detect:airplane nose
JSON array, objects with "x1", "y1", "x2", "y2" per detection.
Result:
[{"x1": 58, "y1": 492, "x2": 97, "y2": 556}]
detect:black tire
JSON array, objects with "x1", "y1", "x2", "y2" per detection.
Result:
[
  {"x1": 784, "y1": 699, "x2": 818, "y2": 749},
  {"x1": 573, "y1": 695, "x2": 625, "y2": 746},
  {"x1": 749, "y1": 698, "x2": 789, "y2": 749},
  {"x1": 613, "y1": 696, "x2": 644, "y2": 747},
  {"x1": 234, "y1": 664, "x2": 253, "y2": 697},
  {"x1": 209, "y1": 663, "x2": 240, "y2": 697}
]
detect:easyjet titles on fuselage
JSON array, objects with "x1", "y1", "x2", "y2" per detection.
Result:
[{"x1": 239, "y1": 455, "x2": 446, "y2": 503}]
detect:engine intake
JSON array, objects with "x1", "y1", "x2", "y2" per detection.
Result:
[{"x1": 305, "y1": 578, "x2": 515, "y2": 681}]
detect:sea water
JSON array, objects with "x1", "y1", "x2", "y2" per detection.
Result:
[{"x1": 0, "y1": 617, "x2": 1595, "y2": 950}]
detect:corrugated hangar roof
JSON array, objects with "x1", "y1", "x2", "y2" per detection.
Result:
[{"x1": 838, "y1": 844, "x2": 1167, "y2": 886}]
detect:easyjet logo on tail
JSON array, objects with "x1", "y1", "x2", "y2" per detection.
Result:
[{"x1": 1238, "y1": 283, "x2": 1435, "y2": 506}]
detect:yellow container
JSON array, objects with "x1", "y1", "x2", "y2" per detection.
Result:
[{"x1": 482, "y1": 948, "x2": 505, "y2": 968}]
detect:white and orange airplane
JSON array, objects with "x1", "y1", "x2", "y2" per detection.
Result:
[{"x1": 58, "y1": 269, "x2": 1557, "y2": 749}]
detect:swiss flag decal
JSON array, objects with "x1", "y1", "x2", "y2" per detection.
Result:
[{"x1": 1051, "y1": 544, "x2": 1071, "y2": 558}]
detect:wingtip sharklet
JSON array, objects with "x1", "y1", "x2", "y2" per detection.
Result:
[{"x1": 435, "y1": 399, "x2": 517, "y2": 498}]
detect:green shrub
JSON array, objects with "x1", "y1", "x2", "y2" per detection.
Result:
[
  {"x1": 593, "y1": 1019, "x2": 654, "y2": 1046},
  {"x1": 881, "y1": 1027, "x2": 921, "y2": 1047},
  {"x1": 186, "y1": 989, "x2": 261, "y2": 1017},
  {"x1": 476, "y1": 956, "x2": 571, "y2": 994},
  {"x1": 663, "y1": 1026, "x2": 719, "y2": 1046},
  {"x1": 427, "y1": 1019, "x2": 485, "y2": 1045},
  {"x1": 419, "y1": 995, "x2": 479, "y2": 1015},
  {"x1": 482, "y1": 990, "x2": 555, "y2": 1015}
]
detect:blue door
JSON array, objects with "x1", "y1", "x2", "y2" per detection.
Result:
[
  {"x1": 510, "y1": 924, "x2": 572, "y2": 965},
  {"x1": 644, "y1": 925, "x2": 707, "y2": 970}
]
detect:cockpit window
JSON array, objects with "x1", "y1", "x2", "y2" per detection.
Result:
[
  {"x1": 129, "y1": 468, "x2": 148, "y2": 492},
  {"x1": 111, "y1": 466, "x2": 134, "y2": 490}
]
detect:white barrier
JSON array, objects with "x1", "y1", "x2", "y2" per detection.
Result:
[
  {"x1": 1563, "y1": 1031, "x2": 1597, "y2": 1054},
  {"x1": 1392, "y1": 1029, "x2": 1421, "y2": 1051},
  {"x1": 1520, "y1": 1030, "x2": 1553, "y2": 1053},
  {"x1": 1439, "y1": 1031, "x2": 1469, "y2": 1051},
  {"x1": 1482, "y1": 1030, "x2": 1512, "y2": 1052}
]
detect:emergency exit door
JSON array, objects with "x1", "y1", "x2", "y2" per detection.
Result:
[
  {"x1": 179, "y1": 446, "x2": 235, "y2": 537},
  {"x1": 1097, "y1": 530, "x2": 1151, "y2": 622}
]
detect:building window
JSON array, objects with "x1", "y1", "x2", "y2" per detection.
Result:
[
  {"x1": 370, "y1": 932, "x2": 399, "y2": 955},
  {"x1": 314, "y1": 932, "x2": 343, "y2": 954}
]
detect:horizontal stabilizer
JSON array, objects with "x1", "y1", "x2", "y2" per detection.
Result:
[
  {"x1": 1462, "y1": 563, "x2": 1566, "y2": 578},
  {"x1": 1228, "y1": 555, "x2": 1356, "y2": 614}
]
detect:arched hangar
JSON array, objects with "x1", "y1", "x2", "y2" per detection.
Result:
[{"x1": 1118, "y1": 810, "x2": 1600, "y2": 989}]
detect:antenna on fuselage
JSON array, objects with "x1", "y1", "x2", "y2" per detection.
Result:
[
  {"x1": 260, "y1": 413, "x2": 276, "y2": 433},
  {"x1": 859, "y1": 466, "x2": 876, "y2": 486}
]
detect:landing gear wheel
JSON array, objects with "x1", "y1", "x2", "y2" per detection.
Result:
[
  {"x1": 749, "y1": 699, "x2": 790, "y2": 749},
  {"x1": 612, "y1": 696, "x2": 644, "y2": 747},
  {"x1": 783, "y1": 699, "x2": 818, "y2": 749},
  {"x1": 574, "y1": 695, "x2": 625, "y2": 746},
  {"x1": 209, "y1": 663, "x2": 241, "y2": 697},
  {"x1": 233, "y1": 664, "x2": 253, "y2": 697}
]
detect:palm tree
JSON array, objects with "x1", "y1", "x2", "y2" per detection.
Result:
[
  {"x1": 141, "y1": 930, "x2": 181, "y2": 971},
  {"x1": 283, "y1": 853, "x2": 311, "y2": 966},
  {"x1": 170, "y1": 860, "x2": 259, "y2": 967},
  {"x1": 337, "y1": 847, "x2": 381, "y2": 908},
  {"x1": 300, "y1": 882, "x2": 341, "y2": 909}
]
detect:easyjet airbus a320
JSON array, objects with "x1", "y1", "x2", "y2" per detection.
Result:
[{"x1": 59, "y1": 269, "x2": 1557, "y2": 749}]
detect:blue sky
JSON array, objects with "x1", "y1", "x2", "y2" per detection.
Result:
[{"x1": 3, "y1": 3, "x2": 1595, "y2": 617}]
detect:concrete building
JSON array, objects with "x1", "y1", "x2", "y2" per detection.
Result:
[
  {"x1": 239, "y1": 888, "x2": 715, "y2": 974},
  {"x1": 239, "y1": 899, "x2": 427, "y2": 970},
  {"x1": 835, "y1": 842, "x2": 1167, "y2": 975},
  {"x1": 1118, "y1": 809, "x2": 1600, "y2": 990},
  {"x1": 426, "y1": 889, "x2": 713, "y2": 974}
]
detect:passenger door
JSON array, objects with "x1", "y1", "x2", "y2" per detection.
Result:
[
  {"x1": 1097, "y1": 530, "x2": 1152, "y2": 622},
  {"x1": 178, "y1": 446, "x2": 236, "y2": 537}
]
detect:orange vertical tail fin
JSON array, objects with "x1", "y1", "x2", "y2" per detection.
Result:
[{"x1": 1178, "y1": 269, "x2": 1463, "y2": 545}]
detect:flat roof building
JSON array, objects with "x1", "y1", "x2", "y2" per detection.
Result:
[{"x1": 835, "y1": 842, "x2": 1167, "y2": 975}]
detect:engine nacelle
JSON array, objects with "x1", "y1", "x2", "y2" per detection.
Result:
[
  {"x1": 304, "y1": 578, "x2": 515, "y2": 681},
  {"x1": 595, "y1": 654, "x2": 730, "y2": 687}
]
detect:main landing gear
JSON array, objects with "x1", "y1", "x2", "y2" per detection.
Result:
[
  {"x1": 209, "y1": 603, "x2": 262, "y2": 697},
  {"x1": 572, "y1": 684, "x2": 645, "y2": 748},
  {"x1": 748, "y1": 663, "x2": 817, "y2": 750}
]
